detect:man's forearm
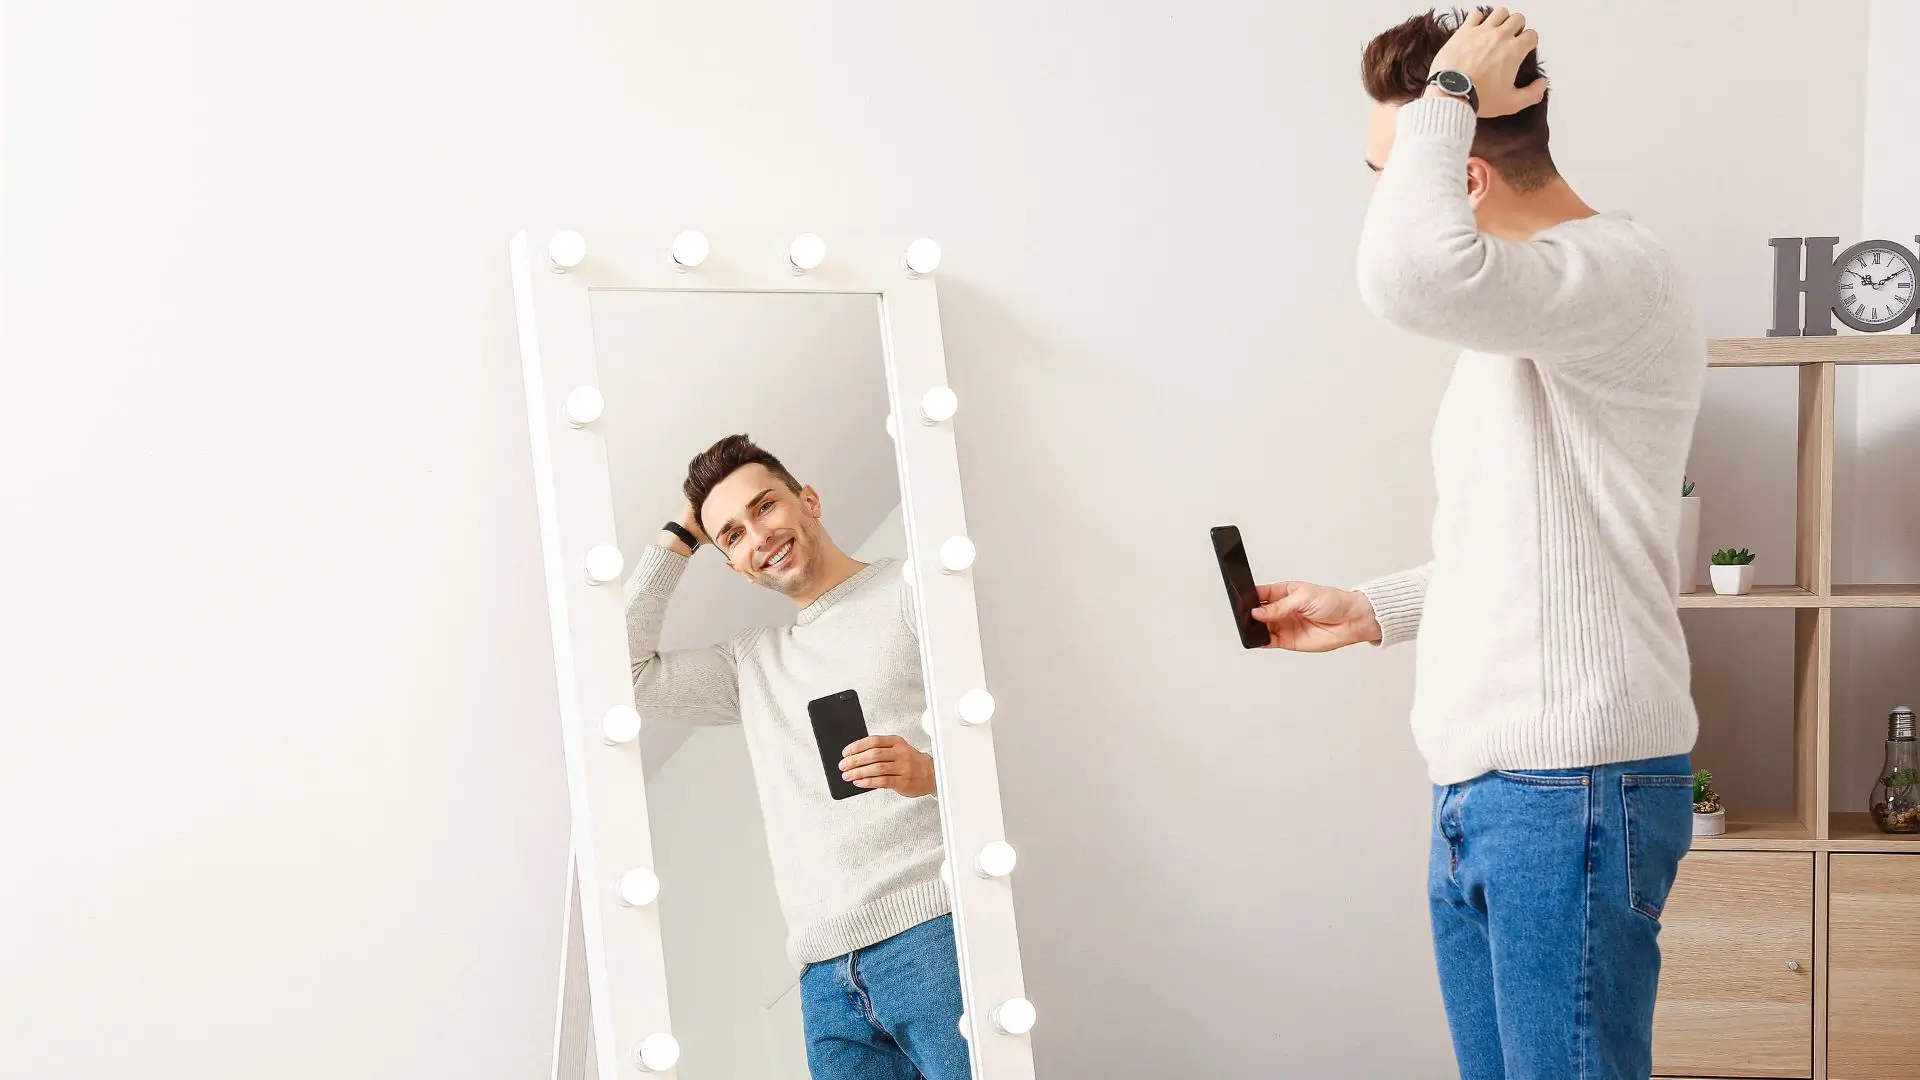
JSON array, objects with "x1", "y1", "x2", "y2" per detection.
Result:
[{"x1": 1355, "y1": 563, "x2": 1433, "y2": 648}]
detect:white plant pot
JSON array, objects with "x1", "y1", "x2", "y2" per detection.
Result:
[
  {"x1": 1693, "y1": 808, "x2": 1726, "y2": 837},
  {"x1": 1710, "y1": 563, "x2": 1756, "y2": 596},
  {"x1": 1678, "y1": 496, "x2": 1702, "y2": 593}
]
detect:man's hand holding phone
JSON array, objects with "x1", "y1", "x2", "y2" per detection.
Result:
[
  {"x1": 839, "y1": 735, "x2": 935, "y2": 798},
  {"x1": 1251, "y1": 581, "x2": 1383, "y2": 652}
]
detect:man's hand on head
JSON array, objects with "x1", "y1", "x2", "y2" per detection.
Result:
[
  {"x1": 840, "y1": 735, "x2": 936, "y2": 798},
  {"x1": 1427, "y1": 7, "x2": 1548, "y2": 118}
]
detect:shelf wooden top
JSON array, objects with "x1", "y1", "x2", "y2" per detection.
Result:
[
  {"x1": 1689, "y1": 813, "x2": 1920, "y2": 853},
  {"x1": 1678, "y1": 585, "x2": 1920, "y2": 609},
  {"x1": 1709, "y1": 335, "x2": 1920, "y2": 367}
]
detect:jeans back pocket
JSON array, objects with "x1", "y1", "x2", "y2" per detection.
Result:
[{"x1": 1622, "y1": 773, "x2": 1694, "y2": 920}]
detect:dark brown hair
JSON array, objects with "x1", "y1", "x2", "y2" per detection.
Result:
[
  {"x1": 1362, "y1": 7, "x2": 1555, "y2": 191},
  {"x1": 684, "y1": 434, "x2": 802, "y2": 534}
]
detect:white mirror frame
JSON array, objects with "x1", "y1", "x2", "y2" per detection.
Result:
[{"x1": 508, "y1": 228, "x2": 1035, "y2": 1080}]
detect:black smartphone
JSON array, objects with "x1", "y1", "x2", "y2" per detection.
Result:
[
  {"x1": 1211, "y1": 525, "x2": 1270, "y2": 649},
  {"x1": 808, "y1": 689, "x2": 873, "y2": 800}
]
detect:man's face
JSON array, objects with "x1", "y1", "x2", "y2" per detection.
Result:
[{"x1": 700, "y1": 463, "x2": 826, "y2": 596}]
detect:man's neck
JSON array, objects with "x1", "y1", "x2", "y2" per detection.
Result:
[
  {"x1": 1479, "y1": 178, "x2": 1598, "y2": 241},
  {"x1": 790, "y1": 548, "x2": 871, "y2": 608}
]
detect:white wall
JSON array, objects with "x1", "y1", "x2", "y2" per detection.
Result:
[
  {"x1": 1833, "y1": 0, "x2": 1920, "y2": 812},
  {"x1": 0, "y1": 3, "x2": 1875, "y2": 1078}
]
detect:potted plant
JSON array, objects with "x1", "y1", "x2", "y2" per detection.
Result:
[
  {"x1": 1678, "y1": 478, "x2": 1701, "y2": 593},
  {"x1": 1693, "y1": 769, "x2": 1726, "y2": 836},
  {"x1": 1710, "y1": 548, "x2": 1757, "y2": 595}
]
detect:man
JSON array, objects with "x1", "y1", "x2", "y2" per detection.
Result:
[
  {"x1": 626, "y1": 433, "x2": 967, "y2": 1080},
  {"x1": 1251, "y1": 9, "x2": 1705, "y2": 1078}
]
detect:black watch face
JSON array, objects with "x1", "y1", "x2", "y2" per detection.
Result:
[{"x1": 1435, "y1": 70, "x2": 1472, "y2": 95}]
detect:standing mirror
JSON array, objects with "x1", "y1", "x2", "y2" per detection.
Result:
[{"x1": 509, "y1": 229, "x2": 1035, "y2": 1080}]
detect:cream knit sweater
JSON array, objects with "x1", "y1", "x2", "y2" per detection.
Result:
[{"x1": 1354, "y1": 97, "x2": 1707, "y2": 786}]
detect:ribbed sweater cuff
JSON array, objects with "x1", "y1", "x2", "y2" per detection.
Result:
[
  {"x1": 1356, "y1": 570, "x2": 1428, "y2": 648},
  {"x1": 627, "y1": 544, "x2": 688, "y2": 598},
  {"x1": 1397, "y1": 94, "x2": 1478, "y2": 145},
  {"x1": 788, "y1": 879, "x2": 951, "y2": 967}
]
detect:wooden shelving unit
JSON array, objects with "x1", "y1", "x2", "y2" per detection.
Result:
[{"x1": 1655, "y1": 335, "x2": 1920, "y2": 1080}]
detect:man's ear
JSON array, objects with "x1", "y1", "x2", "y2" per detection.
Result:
[
  {"x1": 800, "y1": 484, "x2": 822, "y2": 518},
  {"x1": 1464, "y1": 157, "x2": 1495, "y2": 208}
]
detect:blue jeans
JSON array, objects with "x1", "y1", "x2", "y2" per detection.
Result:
[
  {"x1": 797, "y1": 914, "x2": 972, "y2": 1080},
  {"x1": 1430, "y1": 755, "x2": 1693, "y2": 1080}
]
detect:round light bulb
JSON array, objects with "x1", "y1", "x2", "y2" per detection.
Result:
[
  {"x1": 584, "y1": 544, "x2": 624, "y2": 585},
  {"x1": 976, "y1": 840, "x2": 1017, "y2": 879},
  {"x1": 921, "y1": 708, "x2": 934, "y2": 736},
  {"x1": 939, "y1": 535, "x2": 976, "y2": 573},
  {"x1": 900, "y1": 559, "x2": 914, "y2": 589},
  {"x1": 670, "y1": 230, "x2": 709, "y2": 270},
  {"x1": 602, "y1": 705, "x2": 642, "y2": 745},
  {"x1": 938, "y1": 858, "x2": 953, "y2": 888},
  {"x1": 958, "y1": 1012, "x2": 970, "y2": 1041},
  {"x1": 956, "y1": 688, "x2": 995, "y2": 727},
  {"x1": 618, "y1": 868, "x2": 661, "y2": 907},
  {"x1": 920, "y1": 386, "x2": 959, "y2": 425},
  {"x1": 787, "y1": 233, "x2": 826, "y2": 273},
  {"x1": 904, "y1": 237, "x2": 943, "y2": 277},
  {"x1": 633, "y1": 1032, "x2": 681, "y2": 1072},
  {"x1": 548, "y1": 229, "x2": 587, "y2": 272},
  {"x1": 563, "y1": 386, "x2": 605, "y2": 428},
  {"x1": 993, "y1": 997, "x2": 1037, "y2": 1036},
  {"x1": 885, "y1": 412, "x2": 898, "y2": 440}
]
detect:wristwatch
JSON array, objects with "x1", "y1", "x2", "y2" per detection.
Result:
[
  {"x1": 663, "y1": 520, "x2": 700, "y2": 552},
  {"x1": 1426, "y1": 69, "x2": 1478, "y2": 114}
]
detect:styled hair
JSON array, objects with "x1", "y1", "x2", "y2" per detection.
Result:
[
  {"x1": 684, "y1": 434, "x2": 802, "y2": 533},
  {"x1": 1362, "y1": 7, "x2": 1555, "y2": 191}
]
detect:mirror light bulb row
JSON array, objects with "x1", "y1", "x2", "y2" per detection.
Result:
[
  {"x1": 618, "y1": 868, "x2": 660, "y2": 907},
  {"x1": 550, "y1": 231, "x2": 943, "y2": 278}
]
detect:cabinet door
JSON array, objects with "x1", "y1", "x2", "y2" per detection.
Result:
[
  {"x1": 1654, "y1": 851, "x2": 1814, "y2": 1078},
  {"x1": 1829, "y1": 854, "x2": 1920, "y2": 1079}
]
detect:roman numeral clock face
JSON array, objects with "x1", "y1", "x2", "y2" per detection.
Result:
[{"x1": 1837, "y1": 243, "x2": 1916, "y2": 328}]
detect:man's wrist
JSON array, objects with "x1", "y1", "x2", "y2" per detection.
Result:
[{"x1": 658, "y1": 530, "x2": 694, "y2": 557}]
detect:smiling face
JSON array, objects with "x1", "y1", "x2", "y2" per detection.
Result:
[{"x1": 700, "y1": 463, "x2": 829, "y2": 596}]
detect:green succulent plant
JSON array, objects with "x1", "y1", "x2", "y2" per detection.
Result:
[
  {"x1": 1683, "y1": 478, "x2": 1696, "y2": 498},
  {"x1": 1711, "y1": 548, "x2": 1756, "y2": 566},
  {"x1": 1693, "y1": 769, "x2": 1722, "y2": 813}
]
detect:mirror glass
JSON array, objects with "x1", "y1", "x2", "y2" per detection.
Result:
[{"x1": 592, "y1": 290, "x2": 968, "y2": 1080}]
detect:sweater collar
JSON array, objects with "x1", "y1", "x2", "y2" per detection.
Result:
[{"x1": 795, "y1": 558, "x2": 892, "y2": 626}]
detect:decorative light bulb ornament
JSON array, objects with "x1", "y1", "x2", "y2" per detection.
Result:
[
  {"x1": 956, "y1": 688, "x2": 995, "y2": 727},
  {"x1": 602, "y1": 705, "x2": 642, "y2": 745},
  {"x1": 885, "y1": 412, "x2": 898, "y2": 440},
  {"x1": 787, "y1": 233, "x2": 826, "y2": 273},
  {"x1": 920, "y1": 386, "x2": 959, "y2": 424},
  {"x1": 584, "y1": 544, "x2": 624, "y2": 585},
  {"x1": 564, "y1": 386, "x2": 605, "y2": 428},
  {"x1": 618, "y1": 868, "x2": 661, "y2": 907},
  {"x1": 548, "y1": 230, "x2": 587, "y2": 272},
  {"x1": 976, "y1": 840, "x2": 1018, "y2": 878},
  {"x1": 632, "y1": 1033, "x2": 681, "y2": 1072},
  {"x1": 993, "y1": 997, "x2": 1038, "y2": 1036},
  {"x1": 939, "y1": 536, "x2": 976, "y2": 573},
  {"x1": 670, "y1": 230, "x2": 709, "y2": 270},
  {"x1": 904, "y1": 237, "x2": 943, "y2": 277}
]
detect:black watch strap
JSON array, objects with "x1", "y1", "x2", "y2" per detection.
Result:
[{"x1": 663, "y1": 521, "x2": 700, "y2": 552}]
